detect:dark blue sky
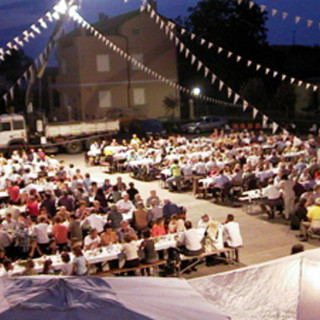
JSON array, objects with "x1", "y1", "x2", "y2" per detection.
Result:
[{"x1": 0, "y1": 0, "x2": 320, "y2": 62}]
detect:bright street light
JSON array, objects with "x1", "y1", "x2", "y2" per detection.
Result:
[{"x1": 192, "y1": 87, "x2": 201, "y2": 96}]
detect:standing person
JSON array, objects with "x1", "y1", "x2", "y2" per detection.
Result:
[
  {"x1": 278, "y1": 175, "x2": 296, "y2": 220},
  {"x1": 127, "y1": 182, "x2": 139, "y2": 202},
  {"x1": 107, "y1": 205, "x2": 123, "y2": 230},
  {"x1": 32, "y1": 216, "x2": 50, "y2": 253},
  {"x1": 148, "y1": 199, "x2": 163, "y2": 223},
  {"x1": 8, "y1": 181, "x2": 20, "y2": 204},
  {"x1": 72, "y1": 245, "x2": 88, "y2": 276},
  {"x1": 68, "y1": 215, "x2": 83, "y2": 243},
  {"x1": 26, "y1": 196, "x2": 40, "y2": 222},
  {"x1": 223, "y1": 214, "x2": 243, "y2": 262},
  {"x1": 166, "y1": 159, "x2": 182, "y2": 192},
  {"x1": 146, "y1": 190, "x2": 161, "y2": 207}
]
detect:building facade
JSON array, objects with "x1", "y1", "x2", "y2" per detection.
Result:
[{"x1": 50, "y1": 5, "x2": 180, "y2": 121}]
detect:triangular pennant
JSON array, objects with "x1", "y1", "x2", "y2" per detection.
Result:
[
  {"x1": 298, "y1": 80, "x2": 303, "y2": 87},
  {"x1": 273, "y1": 71, "x2": 278, "y2": 78},
  {"x1": 295, "y1": 16, "x2": 301, "y2": 24},
  {"x1": 234, "y1": 93, "x2": 240, "y2": 104},
  {"x1": 227, "y1": 88, "x2": 232, "y2": 98},
  {"x1": 175, "y1": 37, "x2": 179, "y2": 46},
  {"x1": 179, "y1": 42, "x2": 185, "y2": 53},
  {"x1": 237, "y1": 0, "x2": 243, "y2": 4},
  {"x1": 140, "y1": 5, "x2": 145, "y2": 12},
  {"x1": 185, "y1": 49, "x2": 190, "y2": 58},
  {"x1": 197, "y1": 61, "x2": 203, "y2": 71},
  {"x1": 9, "y1": 86, "x2": 14, "y2": 100},
  {"x1": 313, "y1": 85, "x2": 318, "y2": 92},
  {"x1": 46, "y1": 12, "x2": 53, "y2": 22},
  {"x1": 249, "y1": 1, "x2": 255, "y2": 9},
  {"x1": 181, "y1": 28, "x2": 186, "y2": 35},
  {"x1": 306, "y1": 83, "x2": 311, "y2": 89},
  {"x1": 260, "y1": 5, "x2": 266, "y2": 13},
  {"x1": 160, "y1": 21, "x2": 164, "y2": 30},
  {"x1": 281, "y1": 74, "x2": 287, "y2": 81},
  {"x1": 272, "y1": 9, "x2": 277, "y2": 16},
  {"x1": 217, "y1": 47, "x2": 223, "y2": 54},
  {"x1": 253, "y1": 108, "x2": 258, "y2": 119},
  {"x1": 227, "y1": 51, "x2": 233, "y2": 58},
  {"x1": 204, "y1": 67, "x2": 209, "y2": 77},
  {"x1": 290, "y1": 77, "x2": 295, "y2": 84},
  {"x1": 208, "y1": 42, "x2": 213, "y2": 49},
  {"x1": 219, "y1": 80, "x2": 224, "y2": 91},
  {"x1": 282, "y1": 12, "x2": 288, "y2": 20},
  {"x1": 200, "y1": 39, "x2": 206, "y2": 45},
  {"x1": 3, "y1": 93, "x2": 7, "y2": 105},
  {"x1": 265, "y1": 68, "x2": 270, "y2": 75},
  {"x1": 247, "y1": 60, "x2": 252, "y2": 67},
  {"x1": 243, "y1": 100, "x2": 249, "y2": 111},
  {"x1": 236, "y1": 55, "x2": 241, "y2": 62},
  {"x1": 262, "y1": 115, "x2": 268, "y2": 128},
  {"x1": 150, "y1": 10, "x2": 155, "y2": 18},
  {"x1": 191, "y1": 33, "x2": 196, "y2": 40},
  {"x1": 272, "y1": 122, "x2": 279, "y2": 134},
  {"x1": 169, "y1": 32, "x2": 174, "y2": 40},
  {"x1": 211, "y1": 74, "x2": 217, "y2": 85},
  {"x1": 256, "y1": 64, "x2": 261, "y2": 71},
  {"x1": 307, "y1": 19, "x2": 313, "y2": 28},
  {"x1": 191, "y1": 55, "x2": 196, "y2": 65}
]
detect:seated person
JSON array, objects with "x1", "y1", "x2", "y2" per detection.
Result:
[
  {"x1": 121, "y1": 234, "x2": 140, "y2": 276},
  {"x1": 197, "y1": 214, "x2": 211, "y2": 229},
  {"x1": 151, "y1": 218, "x2": 167, "y2": 238},
  {"x1": 100, "y1": 226, "x2": 119, "y2": 246},
  {"x1": 84, "y1": 229, "x2": 101, "y2": 251},
  {"x1": 177, "y1": 221, "x2": 203, "y2": 257},
  {"x1": 117, "y1": 221, "x2": 138, "y2": 243},
  {"x1": 28, "y1": 239, "x2": 43, "y2": 259},
  {"x1": 22, "y1": 259, "x2": 37, "y2": 276}
]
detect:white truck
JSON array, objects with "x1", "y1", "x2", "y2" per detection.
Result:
[{"x1": 0, "y1": 113, "x2": 119, "y2": 154}]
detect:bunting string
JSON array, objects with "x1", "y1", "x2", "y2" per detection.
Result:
[
  {"x1": 145, "y1": 4, "x2": 318, "y2": 92},
  {"x1": 69, "y1": 11, "x2": 242, "y2": 109},
  {"x1": 142, "y1": 3, "x2": 281, "y2": 134},
  {"x1": 0, "y1": 0, "x2": 69, "y2": 61}
]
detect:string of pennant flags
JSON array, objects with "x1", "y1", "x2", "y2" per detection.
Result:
[
  {"x1": 0, "y1": 14, "x2": 66, "y2": 106},
  {"x1": 237, "y1": 0, "x2": 320, "y2": 32},
  {"x1": 143, "y1": 3, "x2": 283, "y2": 134},
  {"x1": 146, "y1": 4, "x2": 318, "y2": 92},
  {"x1": 69, "y1": 11, "x2": 243, "y2": 109},
  {"x1": 0, "y1": 0, "x2": 67, "y2": 61}
]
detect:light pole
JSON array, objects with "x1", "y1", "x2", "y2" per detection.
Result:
[{"x1": 189, "y1": 87, "x2": 201, "y2": 119}]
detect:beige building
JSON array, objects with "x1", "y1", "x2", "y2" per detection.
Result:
[{"x1": 49, "y1": 4, "x2": 179, "y2": 121}]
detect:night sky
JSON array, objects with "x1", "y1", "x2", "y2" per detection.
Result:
[{"x1": 0, "y1": 0, "x2": 320, "y2": 62}]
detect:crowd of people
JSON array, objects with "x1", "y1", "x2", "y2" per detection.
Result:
[{"x1": 0, "y1": 146, "x2": 243, "y2": 277}]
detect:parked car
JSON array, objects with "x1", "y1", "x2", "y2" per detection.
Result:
[{"x1": 181, "y1": 116, "x2": 227, "y2": 133}]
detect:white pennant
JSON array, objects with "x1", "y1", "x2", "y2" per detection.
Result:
[
  {"x1": 227, "y1": 52, "x2": 233, "y2": 58},
  {"x1": 219, "y1": 81, "x2": 224, "y2": 91},
  {"x1": 39, "y1": 18, "x2": 47, "y2": 29},
  {"x1": 169, "y1": 32, "x2": 174, "y2": 40},
  {"x1": 236, "y1": 55, "x2": 241, "y2": 62},
  {"x1": 290, "y1": 77, "x2": 295, "y2": 84},
  {"x1": 179, "y1": 42, "x2": 185, "y2": 52},
  {"x1": 307, "y1": 19, "x2": 313, "y2": 28},
  {"x1": 208, "y1": 42, "x2": 213, "y2": 49},
  {"x1": 3, "y1": 93, "x2": 7, "y2": 105},
  {"x1": 185, "y1": 49, "x2": 190, "y2": 58},
  {"x1": 265, "y1": 68, "x2": 270, "y2": 75},
  {"x1": 150, "y1": 10, "x2": 155, "y2": 19},
  {"x1": 256, "y1": 64, "x2": 261, "y2": 71},
  {"x1": 295, "y1": 16, "x2": 301, "y2": 24},
  {"x1": 200, "y1": 39, "x2": 206, "y2": 45},
  {"x1": 191, "y1": 33, "x2": 196, "y2": 40},
  {"x1": 46, "y1": 12, "x2": 53, "y2": 22},
  {"x1": 260, "y1": 5, "x2": 266, "y2": 13},
  {"x1": 262, "y1": 115, "x2": 268, "y2": 128},
  {"x1": 253, "y1": 108, "x2": 258, "y2": 119},
  {"x1": 272, "y1": 9, "x2": 277, "y2": 16},
  {"x1": 273, "y1": 71, "x2": 278, "y2": 78},
  {"x1": 175, "y1": 37, "x2": 179, "y2": 46},
  {"x1": 243, "y1": 101, "x2": 249, "y2": 111},
  {"x1": 247, "y1": 60, "x2": 252, "y2": 67},
  {"x1": 191, "y1": 55, "x2": 196, "y2": 65},
  {"x1": 204, "y1": 67, "x2": 209, "y2": 77},
  {"x1": 282, "y1": 12, "x2": 288, "y2": 20},
  {"x1": 249, "y1": 1, "x2": 255, "y2": 9},
  {"x1": 298, "y1": 80, "x2": 303, "y2": 87},
  {"x1": 218, "y1": 47, "x2": 223, "y2": 54},
  {"x1": 237, "y1": 0, "x2": 243, "y2": 4},
  {"x1": 227, "y1": 88, "x2": 232, "y2": 98},
  {"x1": 155, "y1": 16, "x2": 160, "y2": 24},
  {"x1": 6, "y1": 42, "x2": 12, "y2": 49},
  {"x1": 197, "y1": 61, "x2": 203, "y2": 71},
  {"x1": 211, "y1": 74, "x2": 217, "y2": 84},
  {"x1": 272, "y1": 122, "x2": 279, "y2": 134},
  {"x1": 140, "y1": 5, "x2": 145, "y2": 12},
  {"x1": 306, "y1": 83, "x2": 311, "y2": 89},
  {"x1": 9, "y1": 86, "x2": 14, "y2": 100},
  {"x1": 160, "y1": 21, "x2": 164, "y2": 30},
  {"x1": 234, "y1": 93, "x2": 240, "y2": 104},
  {"x1": 281, "y1": 74, "x2": 287, "y2": 81},
  {"x1": 181, "y1": 28, "x2": 186, "y2": 35},
  {"x1": 313, "y1": 85, "x2": 318, "y2": 92}
]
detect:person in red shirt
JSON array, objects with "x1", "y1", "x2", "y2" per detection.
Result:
[
  {"x1": 8, "y1": 181, "x2": 20, "y2": 204},
  {"x1": 26, "y1": 196, "x2": 39, "y2": 221},
  {"x1": 52, "y1": 216, "x2": 69, "y2": 251},
  {"x1": 151, "y1": 218, "x2": 167, "y2": 237}
]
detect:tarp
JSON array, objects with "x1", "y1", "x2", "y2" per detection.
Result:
[
  {"x1": 189, "y1": 248, "x2": 320, "y2": 320},
  {"x1": 0, "y1": 276, "x2": 230, "y2": 320}
]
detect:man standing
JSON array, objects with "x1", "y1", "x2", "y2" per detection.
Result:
[{"x1": 278, "y1": 175, "x2": 296, "y2": 220}]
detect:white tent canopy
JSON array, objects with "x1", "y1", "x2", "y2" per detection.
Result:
[
  {"x1": 0, "y1": 276, "x2": 230, "y2": 320},
  {"x1": 189, "y1": 248, "x2": 320, "y2": 320}
]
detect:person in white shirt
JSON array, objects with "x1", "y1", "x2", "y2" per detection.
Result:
[
  {"x1": 81, "y1": 212, "x2": 105, "y2": 234},
  {"x1": 178, "y1": 221, "x2": 203, "y2": 256},
  {"x1": 197, "y1": 214, "x2": 211, "y2": 229},
  {"x1": 116, "y1": 194, "x2": 135, "y2": 214},
  {"x1": 1, "y1": 213, "x2": 16, "y2": 232},
  {"x1": 223, "y1": 214, "x2": 243, "y2": 262},
  {"x1": 84, "y1": 229, "x2": 101, "y2": 251},
  {"x1": 32, "y1": 216, "x2": 50, "y2": 252},
  {"x1": 261, "y1": 178, "x2": 283, "y2": 219}
]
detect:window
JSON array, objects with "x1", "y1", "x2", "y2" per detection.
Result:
[
  {"x1": 13, "y1": 120, "x2": 24, "y2": 130},
  {"x1": 60, "y1": 59, "x2": 67, "y2": 74},
  {"x1": 133, "y1": 88, "x2": 146, "y2": 105},
  {"x1": 131, "y1": 54, "x2": 143, "y2": 71},
  {"x1": 99, "y1": 90, "x2": 112, "y2": 108},
  {"x1": 1, "y1": 122, "x2": 11, "y2": 131},
  {"x1": 96, "y1": 54, "x2": 110, "y2": 72}
]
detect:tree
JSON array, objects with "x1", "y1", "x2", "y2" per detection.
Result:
[
  {"x1": 163, "y1": 95, "x2": 179, "y2": 119},
  {"x1": 240, "y1": 78, "x2": 268, "y2": 110},
  {"x1": 272, "y1": 84, "x2": 296, "y2": 120}
]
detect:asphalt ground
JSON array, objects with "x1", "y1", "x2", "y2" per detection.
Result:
[{"x1": 57, "y1": 153, "x2": 319, "y2": 278}]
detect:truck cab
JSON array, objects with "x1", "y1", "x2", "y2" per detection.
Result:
[{"x1": 0, "y1": 114, "x2": 28, "y2": 149}]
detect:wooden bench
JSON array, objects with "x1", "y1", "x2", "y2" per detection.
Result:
[
  {"x1": 175, "y1": 247, "x2": 237, "y2": 277},
  {"x1": 104, "y1": 259, "x2": 167, "y2": 277}
]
